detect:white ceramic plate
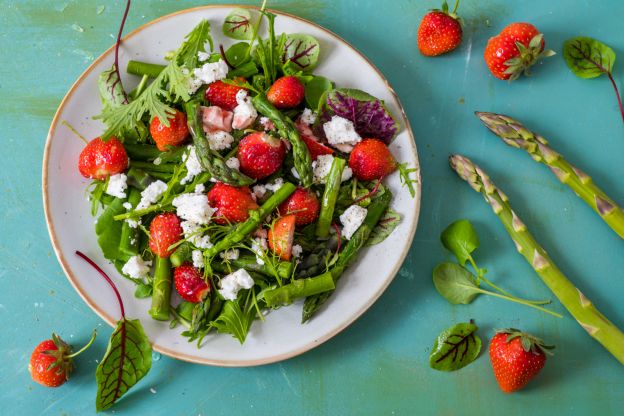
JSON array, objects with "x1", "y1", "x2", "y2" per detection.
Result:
[{"x1": 43, "y1": 5, "x2": 421, "y2": 366}]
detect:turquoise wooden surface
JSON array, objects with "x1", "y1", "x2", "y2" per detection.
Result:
[{"x1": 1, "y1": 0, "x2": 623, "y2": 414}]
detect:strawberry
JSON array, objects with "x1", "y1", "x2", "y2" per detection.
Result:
[
  {"x1": 267, "y1": 76, "x2": 305, "y2": 109},
  {"x1": 205, "y1": 79, "x2": 246, "y2": 111},
  {"x1": 484, "y1": 22, "x2": 555, "y2": 80},
  {"x1": 174, "y1": 263, "x2": 210, "y2": 303},
  {"x1": 208, "y1": 182, "x2": 259, "y2": 225},
  {"x1": 278, "y1": 187, "x2": 320, "y2": 226},
  {"x1": 268, "y1": 214, "x2": 296, "y2": 260},
  {"x1": 301, "y1": 134, "x2": 334, "y2": 160},
  {"x1": 348, "y1": 138, "x2": 397, "y2": 181},
  {"x1": 237, "y1": 131, "x2": 287, "y2": 179},
  {"x1": 78, "y1": 136, "x2": 128, "y2": 180},
  {"x1": 489, "y1": 328, "x2": 554, "y2": 393},
  {"x1": 150, "y1": 110, "x2": 189, "y2": 151},
  {"x1": 417, "y1": 1, "x2": 462, "y2": 57},
  {"x1": 149, "y1": 213, "x2": 183, "y2": 258}
]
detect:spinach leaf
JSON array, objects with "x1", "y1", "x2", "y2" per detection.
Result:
[
  {"x1": 366, "y1": 209, "x2": 400, "y2": 246},
  {"x1": 305, "y1": 76, "x2": 333, "y2": 110},
  {"x1": 210, "y1": 299, "x2": 255, "y2": 344},
  {"x1": 282, "y1": 33, "x2": 320, "y2": 71},
  {"x1": 440, "y1": 219, "x2": 479, "y2": 266},
  {"x1": 222, "y1": 8, "x2": 254, "y2": 40},
  {"x1": 225, "y1": 42, "x2": 251, "y2": 68},
  {"x1": 563, "y1": 36, "x2": 615, "y2": 79},
  {"x1": 134, "y1": 282, "x2": 152, "y2": 298},
  {"x1": 95, "y1": 198, "x2": 127, "y2": 261},
  {"x1": 429, "y1": 322, "x2": 482, "y2": 371},
  {"x1": 95, "y1": 318, "x2": 152, "y2": 411},
  {"x1": 432, "y1": 263, "x2": 481, "y2": 304}
]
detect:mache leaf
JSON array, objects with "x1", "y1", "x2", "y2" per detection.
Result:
[
  {"x1": 305, "y1": 75, "x2": 333, "y2": 110},
  {"x1": 282, "y1": 33, "x2": 320, "y2": 72},
  {"x1": 95, "y1": 198, "x2": 127, "y2": 261},
  {"x1": 563, "y1": 36, "x2": 616, "y2": 79},
  {"x1": 366, "y1": 209, "x2": 400, "y2": 246},
  {"x1": 225, "y1": 42, "x2": 252, "y2": 68},
  {"x1": 429, "y1": 322, "x2": 482, "y2": 371},
  {"x1": 210, "y1": 299, "x2": 255, "y2": 344},
  {"x1": 95, "y1": 318, "x2": 152, "y2": 411},
  {"x1": 432, "y1": 262, "x2": 481, "y2": 304},
  {"x1": 440, "y1": 219, "x2": 479, "y2": 266},
  {"x1": 223, "y1": 8, "x2": 254, "y2": 40}
]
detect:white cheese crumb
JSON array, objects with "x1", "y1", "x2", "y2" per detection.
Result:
[
  {"x1": 181, "y1": 146, "x2": 204, "y2": 185},
  {"x1": 291, "y1": 167, "x2": 300, "y2": 179},
  {"x1": 192, "y1": 59, "x2": 228, "y2": 87},
  {"x1": 153, "y1": 157, "x2": 162, "y2": 166},
  {"x1": 207, "y1": 130, "x2": 234, "y2": 151},
  {"x1": 121, "y1": 256, "x2": 152, "y2": 279},
  {"x1": 220, "y1": 249, "x2": 240, "y2": 260},
  {"x1": 192, "y1": 249, "x2": 204, "y2": 269},
  {"x1": 181, "y1": 221, "x2": 213, "y2": 249},
  {"x1": 292, "y1": 244, "x2": 303, "y2": 258},
  {"x1": 323, "y1": 115, "x2": 362, "y2": 146},
  {"x1": 136, "y1": 180, "x2": 167, "y2": 210},
  {"x1": 105, "y1": 173, "x2": 127, "y2": 199},
  {"x1": 259, "y1": 116, "x2": 275, "y2": 131},
  {"x1": 265, "y1": 178, "x2": 284, "y2": 193},
  {"x1": 122, "y1": 202, "x2": 132, "y2": 210},
  {"x1": 218, "y1": 269, "x2": 254, "y2": 300},
  {"x1": 225, "y1": 157, "x2": 240, "y2": 170},
  {"x1": 197, "y1": 51, "x2": 210, "y2": 62},
  {"x1": 300, "y1": 108, "x2": 317, "y2": 125},
  {"x1": 252, "y1": 184, "x2": 266, "y2": 199},
  {"x1": 251, "y1": 237, "x2": 268, "y2": 265},
  {"x1": 194, "y1": 183, "x2": 206, "y2": 194},
  {"x1": 340, "y1": 205, "x2": 368, "y2": 240},
  {"x1": 232, "y1": 90, "x2": 258, "y2": 130},
  {"x1": 172, "y1": 193, "x2": 215, "y2": 224},
  {"x1": 126, "y1": 219, "x2": 139, "y2": 229},
  {"x1": 312, "y1": 155, "x2": 352, "y2": 184}
]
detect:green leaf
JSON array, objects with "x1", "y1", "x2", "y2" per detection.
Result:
[
  {"x1": 98, "y1": 65, "x2": 127, "y2": 111},
  {"x1": 225, "y1": 42, "x2": 251, "y2": 67},
  {"x1": 177, "y1": 19, "x2": 212, "y2": 68},
  {"x1": 281, "y1": 33, "x2": 320, "y2": 72},
  {"x1": 210, "y1": 299, "x2": 255, "y2": 344},
  {"x1": 429, "y1": 322, "x2": 482, "y2": 371},
  {"x1": 95, "y1": 198, "x2": 127, "y2": 261},
  {"x1": 134, "y1": 283, "x2": 152, "y2": 299},
  {"x1": 563, "y1": 36, "x2": 616, "y2": 79},
  {"x1": 222, "y1": 8, "x2": 254, "y2": 40},
  {"x1": 95, "y1": 318, "x2": 152, "y2": 411},
  {"x1": 305, "y1": 76, "x2": 333, "y2": 110},
  {"x1": 366, "y1": 209, "x2": 400, "y2": 246},
  {"x1": 440, "y1": 219, "x2": 479, "y2": 266},
  {"x1": 432, "y1": 263, "x2": 481, "y2": 304}
]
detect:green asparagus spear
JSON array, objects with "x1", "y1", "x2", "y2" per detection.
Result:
[
  {"x1": 126, "y1": 167, "x2": 153, "y2": 190},
  {"x1": 127, "y1": 60, "x2": 165, "y2": 78},
  {"x1": 119, "y1": 188, "x2": 142, "y2": 257},
  {"x1": 129, "y1": 160, "x2": 177, "y2": 173},
  {"x1": 302, "y1": 189, "x2": 392, "y2": 322},
  {"x1": 185, "y1": 101, "x2": 254, "y2": 186},
  {"x1": 449, "y1": 154, "x2": 624, "y2": 365},
  {"x1": 476, "y1": 112, "x2": 624, "y2": 239},
  {"x1": 124, "y1": 143, "x2": 185, "y2": 163},
  {"x1": 251, "y1": 94, "x2": 313, "y2": 187},
  {"x1": 316, "y1": 157, "x2": 346, "y2": 238},
  {"x1": 149, "y1": 256, "x2": 173, "y2": 321},
  {"x1": 264, "y1": 272, "x2": 335, "y2": 307},
  {"x1": 205, "y1": 183, "x2": 296, "y2": 259},
  {"x1": 211, "y1": 255, "x2": 294, "y2": 280},
  {"x1": 171, "y1": 243, "x2": 192, "y2": 268}
]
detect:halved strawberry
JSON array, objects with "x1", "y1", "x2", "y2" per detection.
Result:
[
  {"x1": 205, "y1": 79, "x2": 246, "y2": 111},
  {"x1": 348, "y1": 138, "x2": 397, "y2": 181},
  {"x1": 149, "y1": 213, "x2": 183, "y2": 258},
  {"x1": 268, "y1": 214, "x2": 296, "y2": 260},
  {"x1": 278, "y1": 187, "x2": 320, "y2": 226},
  {"x1": 78, "y1": 136, "x2": 128, "y2": 180},
  {"x1": 237, "y1": 131, "x2": 286, "y2": 179},
  {"x1": 267, "y1": 76, "x2": 305, "y2": 109},
  {"x1": 207, "y1": 182, "x2": 259, "y2": 225},
  {"x1": 301, "y1": 135, "x2": 334, "y2": 160},
  {"x1": 150, "y1": 110, "x2": 189, "y2": 151},
  {"x1": 174, "y1": 263, "x2": 210, "y2": 303}
]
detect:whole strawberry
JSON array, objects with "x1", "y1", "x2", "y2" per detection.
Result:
[
  {"x1": 205, "y1": 79, "x2": 247, "y2": 111},
  {"x1": 208, "y1": 182, "x2": 259, "y2": 225},
  {"x1": 149, "y1": 213, "x2": 183, "y2": 258},
  {"x1": 237, "y1": 132, "x2": 287, "y2": 179},
  {"x1": 174, "y1": 263, "x2": 210, "y2": 303},
  {"x1": 489, "y1": 328, "x2": 554, "y2": 393},
  {"x1": 78, "y1": 136, "x2": 128, "y2": 180},
  {"x1": 278, "y1": 187, "x2": 320, "y2": 226},
  {"x1": 150, "y1": 109, "x2": 189, "y2": 151},
  {"x1": 267, "y1": 76, "x2": 305, "y2": 109},
  {"x1": 484, "y1": 22, "x2": 555, "y2": 80},
  {"x1": 417, "y1": 1, "x2": 462, "y2": 56},
  {"x1": 349, "y1": 138, "x2": 397, "y2": 181}
]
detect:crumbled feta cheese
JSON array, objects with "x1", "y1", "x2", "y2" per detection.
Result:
[
  {"x1": 122, "y1": 202, "x2": 132, "y2": 211},
  {"x1": 300, "y1": 108, "x2": 317, "y2": 125},
  {"x1": 220, "y1": 249, "x2": 240, "y2": 260},
  {"x1": 218, "y1": 269, "x2": 254, "y2": 300},
  {"x1": 251, "y1": 237, "x2": 268, "y2": 265},
  {"x1": 153, "y1": 157, "x2": 162, "y2": 166},
  {"x1": 105, "y1": 173, "x2": 127, "y2": 199},
  {"x1": 136, "y1": 180, "x2": 167, "y2": 210},
  {"x1": 192, "y1": 249, "x2": 204, "y2": 269},
  {"x1": 323, "y1": 115, "x2": 362, "y2": 146},
  {"x1": 181, "y1": 220, "x2": 213, "y2": 249},
  {"x1": 340, "y1": 205, "x2": 368, "y2": 240},
  {"x1": 126, "y1": 219, "x2": 139, "y2": 229},
  {"x1": 192, "y1": 59, "x2": 228, "y2": 85},
  {"x1": 194, "y1": 183, "x2": 206, "y2": 194},
  {"x1": 265, "y1": 178, "x2": 284, "y2": 193},
  {"x1": 172, "y1": 193, "x2": 215, "y2": 224},
  {"x1": 197, "y1": 51, "x2": 210, "y2": 62},
  {"x1": 291, "y1": 244, "x2": 303, "y2": 258},
  {"x1": 312, "y1": 155, "x2": 353, "y2": 184},
  {"x1": 259, "y1": 116, "x2": 275, "y2": 131},
  {"x1": 291, "y1": 167, "x2": 300, "y2": 179},
  {"x1": 252, "y1": 184, "x2": 266, "y2": 199},
  {"x1": 121, "y1": 256, "x2": 152, "y2": 279},
  {"x1": 236, "y1": 89, "x2": 248, "y2": 103},
  {"x1": 232, "y1": 90, "x2": 257, "y2": 130},
  {"x1": 225, "y1": 157, "x2": 240, "y2": 170},
  {"x1": 181, "y1": 146, "x2": 204, "y2": 185},
  {"x1": 207, "y1": 130, "x2": 234, "y2": 151}
]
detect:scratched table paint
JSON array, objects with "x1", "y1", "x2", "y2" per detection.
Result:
[{"x1": 1, "y1": 0, "x2": 623, "y2": 414}]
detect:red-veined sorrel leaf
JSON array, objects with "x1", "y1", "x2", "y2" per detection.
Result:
[
  {"x1": 282, "y1": 33, "x2": 320, "y2": 71},
  {"x1": 429, "y1": 322, "x2": 482, "y2": 371},
  {"x1": 223, "y1": 8, "x2": 253, "y2": 40}
]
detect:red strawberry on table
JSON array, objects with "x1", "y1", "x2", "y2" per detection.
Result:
[
  {"x1": 484, "y1": 22, "x2": 555, "y2": 80},
  {"x1": 237, "y1": 131, "x2": 287, "y2": 179},
  {"x1": 489, "y1": 328, "x2": 553, "y2": 393},
  {"x1": 205, "y1": 79, "x2": 247, "y2": 111},
  {"x1": 174, "y1": 263, "x2": 210, "y2": 303},
  {"x1": 417, "y1": 0, "x2": 463, "y2": 57},
  {"x1": 78, "y1": 136, "x2": 128, "y2": 180},
  {"x1": 150, "y1": 109, "x2": 189, "y2": 151},
  {"x1": 348, "y1": 138, "x2": 397, "y2": 181},
  {"x1": 208, "y1": 182, "x2": 259, "y2": 225},
  {"x1": 267, "y1": 76, "x2": 305, "y2": 109},
  {"x1": 268, "y1": 214, "x2": 296, "y2": 260},
  {"x1": 278, "y1": 187, "x2": 320, "y2": 226},
  {"x1": 149, "y1": 213, "x2": 183, "y2": 258}
]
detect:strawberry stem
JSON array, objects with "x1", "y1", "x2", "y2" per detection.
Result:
[
  {"x1": 75, "y1": 251, "x2": 126, "y2": 318},
  {"x1": 452, "y1": 0, "x2": 460, "y2": 14},
  {"x1": 67, "y1": 330, "x2": 97, "y2": 358}
]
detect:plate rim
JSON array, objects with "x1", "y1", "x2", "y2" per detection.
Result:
[{"x1": 42, "y1": 4, "x2": 422, "y2": 366}]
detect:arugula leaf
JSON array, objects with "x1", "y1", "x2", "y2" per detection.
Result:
[
  {"x1": 432, "y1": 262, "x2": 481, "y2": 304},
  {"x1": 95, "y1": 198, "x2": 127, "y2": 261},
  {"x1": 366, "y1": 209, "x2": 400, "y2": 246},
  {"x1": 305, "y1": 75, "x2": 333, "y2": 110},
  {"x1": 222, "y1": 8, "x2": 254, "y2": 40},
  {"x1": 440, "y1": 219, "x2": 479, "y2": 266},
  {"x1": 210, "y1": 298, "x2": 255, "y2": 344},
  {"x1": 95, "y1": 318, "x2": 152, "y2": 411},
  {"x1": 429, "y1": 322, "x2": 482, "y2": 371},
  {"x1": 563, "y1": 36, "x2": 615, "y2": 79},
  {"x1": 282, "y1": 33, "x2": 320, "y2": 71}
]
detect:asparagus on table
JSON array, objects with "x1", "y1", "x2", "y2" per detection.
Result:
[
  {"x1": 476, "y1": 111, "x2": 624, "y2": 239},
  {"x1": 449, "y1": 154, "x2": 624, "y2": 365},
  {"x1": 316, "y1": 157, "x2": 346, "y2": 238}
]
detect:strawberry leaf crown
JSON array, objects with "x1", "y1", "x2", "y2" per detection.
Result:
[
  {"x1": 496, "y1": 328, "x2": 555, "y2": 355},
  {"x1": 42, "y1": 333, "x2": 75, "y2": 380},
  {"x1": 433, "y1": 0, "x2": 461, "y2": 21},
  {"x1": 504, "y1": 34, "x2": 556, "y2": 81}
]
